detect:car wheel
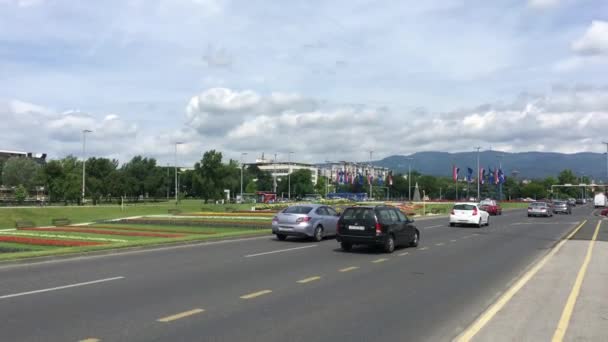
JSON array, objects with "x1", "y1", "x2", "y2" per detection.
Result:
[
  {"x1": 477, "y1": 219, "x2": 482, "y2": 228},
  {"x1": 276, "y1": 234, "x2": 287, "y2": 241},
  {"x1": 528, "y1": 214, "x2": 531, "y2": 217},
  {"x1": 383, "y1": 235, "x2": 395, "y2": 253},
  {"x1": 313, "y1": 226, "x2": 323, "y2": 242},
  {"x1": 410, "y1": 231, "x2": 419, "y2": 247},
  {"x1": 449, "y1": 222, "x2": 455, "y2": 227},
  {"x1": 340, "y1": 242, "x2": 352, "y2": 251},
  {"x1": 486, "y1": 217, "x2": 490, "y2": 226}
]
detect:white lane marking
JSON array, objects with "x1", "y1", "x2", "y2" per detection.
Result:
[
  {"x1": 398, "y1": 252, "x2": 409, "y2": 256},
  {"x1": 0, "y1": 276, "x2": 124, "y2": 300},
  {"x1": 512, "y1": 222, "x2": 579, "y2": 225},
  {"x1": 244, "y1": 245, "x2": 317, "y2": 258},
  {"x1": 424, "y1": 225, "x2": 444, "y2": 230}
]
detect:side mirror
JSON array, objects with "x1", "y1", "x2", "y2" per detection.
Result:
[{"x1": 407, "y1": 218, "x2": 415, "y2": 224}]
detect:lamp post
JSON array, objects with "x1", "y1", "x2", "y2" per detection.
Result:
[
  {"x1": 602, "y1": 142, "x2": 608, "y2": 183},
  {"x1": 81, "y1": 129, "x2": 92, "y2": 203},
  {"x1": 288, "y1": 151, "x2": 294, "y2": 200},
  {"x1": 325, "y1": 160, "x2": 332, "y2": 197},
  {"x1": 240, "y1": 152, "x2": 248, "y2": 202},
  {"x1": 174, "y1": 142, "x2": 183, "y2": 203},
  {"x1": 273, "y1": 153, "x2": 278, "y2": 194},
  {"x1": 475, "y1": 146, "x2": 481, "y2": 201},
  {"x1": 406, "y1": 157, "x2": 414, "y2": 201},
  {"x1": 368, "y1": 150, "x2": 373, "y2": 199}
]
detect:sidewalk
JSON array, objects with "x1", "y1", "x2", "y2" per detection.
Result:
[{"x1": 463, "y1": 218, "x2": 607, "y2": 341}]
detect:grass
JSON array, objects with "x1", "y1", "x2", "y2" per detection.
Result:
[
  {"x1": 0, "y1": 200, "x2": 258, "y2": 229},
  {"x1": 0, "y1": 227, "x2": 268, "y2": 262}
]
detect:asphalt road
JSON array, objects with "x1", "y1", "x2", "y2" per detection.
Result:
[{"x1": 0, "y1": 205, "x2": 594, "y2": 342}]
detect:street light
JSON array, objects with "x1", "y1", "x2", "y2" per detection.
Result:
[
  {"x1": 174, "y1": 142, "x2": 183, "y2": 203},
  {"x1": 475, "y1": 146, "x2": 481, "y2": 201},
  {"x1": 288, "y1": 151, "x2": 294, "y2": 200},
  {"x1": 240, "y1": 152, "x2": 248, "y2": 202},
  {"x1": 325, "y1": 160, "x2": 332, "y2": 197},
  {"x1": 602, "y1": 142, "x2": 608, "y2": 183},
  {"x1": 406, "y1": 157, "x2": 414, "y2": 201},
  {"x1": 368, "y1": 150, "x2": 373, "y2": 199},
  {"x1": 81, "y1": 129, "x2": 92, "y2": 203},
  {"x1": 273, "y1": 153, "x2": 278, "y2": 194}
]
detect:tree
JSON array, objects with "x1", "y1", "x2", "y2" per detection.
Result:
[
  {"x1": 246, "y1": 165, "x2": 273, "y2": 192},
  {"x1": 2, "y1": 157, "x2": 42, "y2": 189},
  {"x1": 41, "y1": 156, "x2": 82, "y2": 204},
  {"x1": 288, "y1": 169, "x2": 314, "y2": 197},
  {"x1": 14, "y1": 184, "x2": 27, "y2": 203},
  {"x1": 245, "y1": 180, "x2": 257, "y2": 193},
  {"x1": 315, "y1": 175, "x2": 327, "y2": 195},
  {"x1": 521, "y1": 182, "x2": 546, "y2": 199},
  {"x1": 195, "y1": 150, "x2": 225, "y2": 203},
  {"x1": 85, "y1": 157, "x2": 119, "y2": 203},
  {"x1": 121, "y1": 156, "x2": 165, "y2": 198}
]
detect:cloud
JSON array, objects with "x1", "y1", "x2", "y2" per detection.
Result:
[
  {"x1": 202, "y1": 45, "x2": 233, "y2": 68},
  {"x1": 572, "y1": 20, "x2": 608, "y2": 56},
  {"x1": 0, "y1": 100, "x2": 138, "y2": 159},
  {"x1": 527, "y1": 0, "x2": 560, "y2": 10}
]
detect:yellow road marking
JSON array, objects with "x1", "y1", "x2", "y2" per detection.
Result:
[
  {"x1": 398, "y1": 252, "x2": 409, "y2": 256},
  {"x1": 297, "y1": 276, "x2": 321, "y2": 284},
  {"x1": 240, "y1": 289, "x2": 272, "y2": 299},
  {"x1": 419, "y1": 247, "x2": 429, "y2": 250},
  {"x1": 455, "y1": 220, "x2": 587, "y2": 342},
  {"x1": 157, "y1": 308, "x2": 205, "y2": 322},
  {"x1": 339, "y1": 266, "x2": 359, "y2": 272},
  {"x1": 372, "y1": 258, "x2": 388, "y2": 263},
  {"x1": 435, "y1": 242, "x2": 445, "y2": 246},
  {"x1": 79, "y1": 339, "x2": 100, "y2": 342},
  {"x1": 552, "y1": 220, "x2": 601, "y2": 342}
]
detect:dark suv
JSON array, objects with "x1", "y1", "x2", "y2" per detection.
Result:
[{"x1": 336, "y1": 205, "x2": 420, "y2": 253}]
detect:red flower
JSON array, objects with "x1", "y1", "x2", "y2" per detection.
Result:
[
  {"x1": 21, "y1": 227, "x2": 184, "y2": 238},
  {"x1": 0, "y1": 236, "x2": 105, "y2": 247}
]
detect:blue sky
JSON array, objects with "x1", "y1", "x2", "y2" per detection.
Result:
[{"x1": 1, "y1": 0, "x2": 607, "y2": 165}]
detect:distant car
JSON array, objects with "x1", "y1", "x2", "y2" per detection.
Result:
[
  {"x1": 479, "y1": 199, "x2": 502, "y2": 216},
  {"x1": 336, "y1": 205, "x2": 420, "y2": 253},
  {"x1": 449, "y1": 203, "x2": 490, "y2": 228},
  {"x1": 575, "y1": 198, "x2": 584, "y2": 205},
  {"x1": 272, "y1": 204, "x2": 340, "y2": 241},
  {"x1": 528, "y1": 202, "x2": 553, "y2": 217},
  {"x1": 600, "y1": 208, "x2": 608, "y2": 216},
  {"x1": 567, "y1": 198, "x2": 576, "y2": 207},
  {"x1": 552, "y1": 200, "x2": 572, "y2": 215}
]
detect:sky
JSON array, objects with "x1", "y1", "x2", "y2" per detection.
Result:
[{"x1": 1, "y1": 0, "x2": 607, "y2": 166}]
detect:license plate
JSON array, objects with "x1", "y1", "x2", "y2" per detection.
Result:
[
  {"x1": 279, "y1": 227, "x2": 293, "y2": 231},
  {"x1": 349, "y1": 225, "x2": 365, "y2": 230}
]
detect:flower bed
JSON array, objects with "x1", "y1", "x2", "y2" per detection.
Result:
[
  {"x1": 21, "y1": 227, "x2": 185, "y2": 238},
  {"x1": 113, "y1": 218, "x2": 269, "y2": 229},
  {"x1": 0, "y1": 231, "x2": 127, "y2": 243},
  {"x1": 89, "y1": 225, "x2": 217, "y2": 235},
  {"x1": 0, "y1": 236, "x2": 105, "y2": 247},
  {"x1": 179, "y1": 211, "x2": 276, "y2": 217}
]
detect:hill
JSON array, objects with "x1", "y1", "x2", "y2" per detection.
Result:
[{"x1": 374, "y1": 151, "x2": 607, "y2": 181}]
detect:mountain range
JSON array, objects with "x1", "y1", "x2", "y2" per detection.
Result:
[{"x1": 373, "y1": 151, "x2": 608, "y2": 181}]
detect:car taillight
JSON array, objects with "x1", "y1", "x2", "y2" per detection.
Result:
[
  {"x1": 451, "y1": 209, "x2": 455, "y2": 215},
  {"x1": 272, "y1": 216, "x2": 278, "y2": 222},
  {"x1": 296, "y1": 216, "x2": 312, "y2": 223},
  {"x1": 472, "y1": 207, "x2": 478, "y2": 216},
  {"x1": 336, "y1": 221, "x2": 340, "y2": 234},
  {"x1": 528, "y1": 207, "x2": 532, "y2": 211},
  {"x1": 375, "y1": 222, "x2": 382, "y2": 235}
]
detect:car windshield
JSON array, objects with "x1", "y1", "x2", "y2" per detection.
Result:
[
  {"x1": 531, "y1": 202, "x2": 547, "y2": 207},
  {"x1": 283, "y1": 206, "x2": 312, "y2": 214},
  {"x1": 454, "y1": 204, "x2": 476, "y2": 210}
]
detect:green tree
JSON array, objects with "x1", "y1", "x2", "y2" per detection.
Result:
[
  {"x1": 246, "y1": 165, "x2": 273, "y2": 192},
  {"x1": 521, "y1": 182, "x2": 546, "y2": 200},
  {"x1": 288, "y1": 169, "x2": 314, "y2": 197},
  {"x1": 195, "y1": 150, "x2": 225, "y2": 203},
  {"x1": 315, "y1": 175, "x2": 327, "y2": 195},
  {"x1": 121, "y1": 156, "x2": 165, "y2": 198},
  {"x1": 14, "y1": 184, "x2": 27, "y2": 203},
  {"x1": 245, "y1": 180, "x2": 257, "y2": 193},
  {"x1": 41, "y1": 156, "x2": 82, "y2": 204},
  {"x1": 2, "y1": 157, "x2": 42, "y2": 188},
  {"x1": 85, "y1": 157, "x2": 119, "y2": 204}
]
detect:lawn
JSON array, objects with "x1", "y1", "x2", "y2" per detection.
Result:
[{"x1": 0, "y1": 200, "x2": 258, "y2": 229}]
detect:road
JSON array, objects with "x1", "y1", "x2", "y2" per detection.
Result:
[{"x1": 0, "y1": 205, "x2": 597, "y2": 341}]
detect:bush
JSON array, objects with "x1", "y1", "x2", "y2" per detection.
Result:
[{"x1": 14, "y1": 185, "x2": 27, "y2": 203}]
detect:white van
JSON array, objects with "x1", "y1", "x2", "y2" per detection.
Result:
[{"x1": 594, "y1": 193, "x2": 607, "y2": 208}]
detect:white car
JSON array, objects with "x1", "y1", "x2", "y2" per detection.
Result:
[{"x1": 449, "y1": 202, "x2": 490, "y2": 228}]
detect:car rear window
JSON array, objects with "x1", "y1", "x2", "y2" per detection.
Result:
[
  {"x1": 454, "y1": 204, "x2": 476, "y2": 210},
  {"x1": 342, "y1": 208, "x2": 375, "y2": 221},
  {"x1": 531, "y1": 202, "x2": 546, "y2": 207},
  {"x1": 283, "y1": 206, "x2": 313, "y2": 214}
]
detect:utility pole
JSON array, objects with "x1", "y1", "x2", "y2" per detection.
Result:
[
  {"x1": 368, "y1": 151, "x2": 373, "y2": 200},
  {"x1": 174, "y1": 142, "x2": 183, "y2": 203},
  {"x1": 497, "y1": 153, "x2": 503, "y2": 201},
  {"x1": 240, "y1": 152, "x2": 248, "y2": 202},
  {"x1": 288, "y1": 151, "x2": 294, "y2": 200},
  {"x1": 273, "y1": 153, "x2": 278, "y2": 194},
  {"x1": 406, "y1": 157, "x2": 414, "y2": 201},
  {"x1": 81, "y1": 129, "x2": 92, "y2": 204},
  {"x1": 603, "y1": 142, "x2": 608, "y2": 184},
  {"x1": 166, "y1": 163, "x2": 169, "y2": 199},
  {"x1": 325, "y1": 160, "x2": 332, "y2": 197},
  {"x1": 475, "y1": 147, "x2": 481, "y2": 201}
]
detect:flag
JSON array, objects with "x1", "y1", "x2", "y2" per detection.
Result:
[
  {"x1": 479, "y1": 168, "x2": 485, "y2": 185},
  {"x1": 452, "y1": 165, "x2": 460, "y2": 181},
  {"x1": 498, "y1": 169, "x2": 506, "y2": 184},
  {"x1": 388, "y1": 171, "x2": 393, "y2": 186},
  {"x1": 467, "y1": 167, "x2": 473, "y2": 182},
  {"x1": 494, "y1": 168, "x2": 499, "y2": 185},
  {"x1": 488, "y1": 167, "x2": 494, "y2": 184}
]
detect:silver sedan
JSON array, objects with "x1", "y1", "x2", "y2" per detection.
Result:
[{"x1": 272, "y1": 204, "x2": 340, "y2": 241}]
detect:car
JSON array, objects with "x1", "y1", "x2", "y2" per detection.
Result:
[
  {"x1": 336, "y1": 205, "x2": 420, "y2": 253},
  {"x1": 552, "y1": 200, "x2": 572, "y2": 215},
  {"x1": 479, "y1": 199, "x2": 502, "y2": 216},
  {"x1": 567, "y1": 198, "x2": 576, "y2": 207},
  {"x1": 271, "y1": 204, "x2": 340, "y2": 241},
  {"x1": 527, "y1": 202, "x2": 553, "y2": 217},
  {"x1": 575, "y1": 198, "x2": 584, "y2": 205},
  {"x1": 449, "y1": 203, "x2": 490, "y2": 228},
  {"x1": 600, "y1": 208, "x2": 608, "y2": 216}
]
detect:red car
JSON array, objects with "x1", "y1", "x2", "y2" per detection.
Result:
[
  {"x1": 480, "y1": 199, "x2": 502, "y2": 216},
  {"x1": 600, "y1": 208, "x2": 608, "y2": 216}
]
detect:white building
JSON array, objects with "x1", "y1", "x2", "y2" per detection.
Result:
[
  {"x1": 317, "y1": 161, "x2": 391, "y2": 185},
  {"x1": 251, "y1": 156, "x2": 319, "y2": 185}
]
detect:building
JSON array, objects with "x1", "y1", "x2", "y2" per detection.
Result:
[
  {"x1": 0, "y1": 150, "x2": 47, "y2": 164},
  {"x1": 250, "y1": 155, "x2": 319, "y2": 185},
  {"x1": 317, "y1": 161, "x2": 391, "y2": 186}
]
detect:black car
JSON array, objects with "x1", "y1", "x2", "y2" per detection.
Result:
[{"x1": 336, "y1": 205, "x2": 420, "y2": 253}]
